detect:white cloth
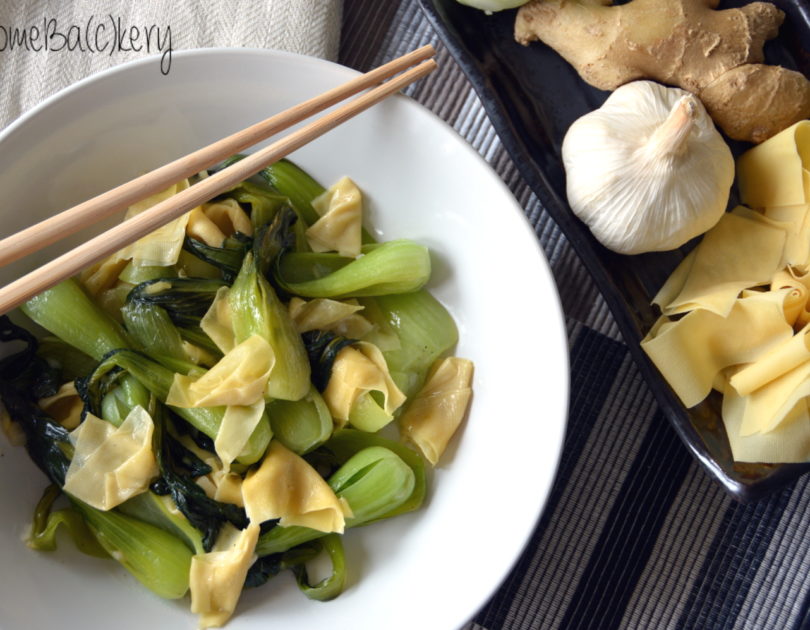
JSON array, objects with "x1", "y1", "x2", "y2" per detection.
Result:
[{"x1": 0, "y1": 0, "x2": 342, "y2": 130}]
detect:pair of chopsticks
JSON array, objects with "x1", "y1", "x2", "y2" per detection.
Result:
[{"x1": 0, "y1": 45, "x2": 437, "y2": 315}]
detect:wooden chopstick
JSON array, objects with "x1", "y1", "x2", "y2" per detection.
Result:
[
  {"x1": 0, "y1": 44, "x2": 436, "y2": 268},
  {"x1": 0, "y1": 56, "x2": 437, "y2": 315}
]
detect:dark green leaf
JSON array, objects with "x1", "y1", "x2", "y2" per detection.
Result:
[
  {"x1": 244, "y1": 542, "x2": 318, "y2": 589},
  {"x1": 301, "y1": 330, "x2": 357, "y2": 392},
  {"x1": 149, "y1": 401, "x2": 247, "y2": 551},
  {"x1": 182, "y1": 233, "x2": 252, "y2": 283},
  {"x1": 126, "y1": 278, "x2": 226, "y2": 328},
  {"x1": 0, "y1": 316, "x2": 71, "y2": 486}
]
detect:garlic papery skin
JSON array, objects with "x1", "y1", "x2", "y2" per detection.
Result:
[{"x1": 561, "y1": 80, "x2": 735, "y2": 255}]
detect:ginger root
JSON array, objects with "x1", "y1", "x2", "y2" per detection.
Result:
[{"x1": 514, "y1": 0, "x2": 810, "y2": 143}]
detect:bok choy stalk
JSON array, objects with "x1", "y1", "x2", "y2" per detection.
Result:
[
  {"x1": 267, "y1": 386, "x2": 333, "y2": 454},
  {"x1": 230, "y1": 181, "x2": 295, "y2": 231},
  {"x1": 27, "y1": 484, "x2": 107, "y2": 557},
  {"x1": 360, "y1": 290, "x2": 459, "y2": 397},
  {"x1": 36, "y1": 336, "x2": 99, "y2": 381},
  {"x1": 278, "y1": 240, "x2": 431, "y2": 298},
  {"x1": 260, "y1": 159, "x2": 324, "y2": 226},
  {"x1": 291, "y1": 533, "x2": 346, "y2": 601},
  {"x1": 276, "y1": 251, "x2": 351, "y2": 283},
  {"x1": 100, "y1": 373, "x2": 150, "y2": 427},
  {"x1": 119, "y1": 262, "x2": 177, "y2": 284},
  {"x1": 21, "y1": 278, "x2": 131, "y2": 361},
  {"x1": 256, "y1": 204, "x2": 430, "y2": 299},
  {"x1": 255, "y1": 442, "x2": 417, "y2": 556},
  {"x1": 121, "y1": 300, "x2": 214, "y2": 370},
  {"x1": 0, "y1": 321, "x2": 192, "y2": 599},
  {"x1": 229, "y1": 250, "x2": 310, "y2": 401},
  {"x1": 119, "y1": 490, "x2": 205, "y2": 555},
  {"x1": 122, "y1": 300, "x2": 187, "y2": 359},
  {"x1": 322, "y1": 429, "x2": 427, "y2": 520},
  {"x1": 74, "y1": 499, "x2": 193, "y2": 600},
  {"x1": 78, "y1": 349, "x2": 271, "y2": 465}
]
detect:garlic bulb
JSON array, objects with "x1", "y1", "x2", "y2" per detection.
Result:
[{"x1": 561, "y1": 80, "x2": 735, "y2": 255}]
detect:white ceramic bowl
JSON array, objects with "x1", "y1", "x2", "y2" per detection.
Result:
[{"x1": 0, "y1": 49, "x2": 568, "y2": 630}]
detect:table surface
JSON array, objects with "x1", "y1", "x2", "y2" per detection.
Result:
[{"x1": 339, "y1": 2, "x2": 810, "y2": 629}]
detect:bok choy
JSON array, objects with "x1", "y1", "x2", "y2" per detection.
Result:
[{"x1": 0, "y1": 158, "x2": 473, "y2": 628}]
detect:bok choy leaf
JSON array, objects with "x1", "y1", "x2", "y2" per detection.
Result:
[
  {"x1": 183, "y1": 233, "x2": 251, "y2": 283},
  {"x1": 126, "y1": 277, "x2": 227, "y2": 329},
  {"x1": 149, "y1": 400, "x2": 248, "y2": 552}
]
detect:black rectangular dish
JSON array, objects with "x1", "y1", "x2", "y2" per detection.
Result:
[{"x1": 418, "y1": 0, "x2": 810, "y2": 501}]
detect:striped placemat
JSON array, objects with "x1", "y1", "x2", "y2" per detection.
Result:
[{"x1": 339, "y1": 2, "x2": 810, "y2": 629}]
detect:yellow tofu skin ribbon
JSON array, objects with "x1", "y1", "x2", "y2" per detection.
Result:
[
  {"x1": 242, "y1": 440, "x2": 351, "y2": 533},
  {"x1": 322, "y1": 341, "x2": 406, "y2": 430},
  {"x1": 166, "y1": 335, "x2": 274, "y2": 408},
  {"x1": 190, "y1": 523, "x2": 260, "y2": 629},
  {"x1": 63, "y1": 405, "x2": 159, "y2": 511},
  {"x1": 399, "y1": 357, "x2": 474, "y2": 466},
  {"x1": 306, "y1": 176, "x2": 363, "y2": 258}
]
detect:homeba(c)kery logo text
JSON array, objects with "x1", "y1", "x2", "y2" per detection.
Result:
[{"x1": 0, "y1": 16, "x2": 173, "y2": 75}]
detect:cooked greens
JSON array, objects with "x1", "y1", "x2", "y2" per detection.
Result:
[{"x1": 0, "y1": 158, "x2": 472, "y2": 627}]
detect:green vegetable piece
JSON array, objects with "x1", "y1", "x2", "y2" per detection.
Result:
[
  {"x1": 361, "y1": 289, "x2": 459, "y2": 397},
  {"x1": 126, "y1": 277, "x2": 226, "y2": 329},
  {"x1": 255, "y1": 444, "x2": 415, "y2": 556},
  {"x1": 322, "y1": 429, "x2": 427, "y2": 520},
  {"x1": 150, "y1": 401, "x2": 247, "y2": 552},
  {"x1": 292, "y1": 534, "x2": 346, "y2": 601},
  {"x1": 276, "y1": 251, "x2": 352, "y2": 284},
  {"x1": 73, "y1": 499, "x2": 193, "y2": 600},
  {"x1": 121, "y1": 300, "x2": 190, "y2": 367},
  {"x1": 244, "y1": 542, "x2": 320, "y2": 589},
  {"x1": 100, "y1": 374, "x2": 150, "y2": 427},
  {"x1": 268, "y1": 386, "x2": 333, "y2": 454},
  {"x1": 27, "y1": 484, "x2": 108, "y2": 558},
  {"x1": 347, "y1": 392, "x2": 392, "y2": 432},
  {"x1": 119, "y1": 262, "x2": 177, "y2": 285},
  {"x1": 36, "y1": 336, "x2": 97, "y2": 381},
  {"x1": 261, "y1": 159, "x2": 325, "y2": 226},
  {"x1": 182, "y1": 233, "x2": 251, "y2": 283},
  {"x1": 177, "y1": 325, "x2": 223, "y2": 359},
  {"x1": 81, "y1": 349, "x2": 271, "y2": 465},
  {"x1": 229, "y1": 181, "x2": 290, "y2": 229},
  {"x1": 328, "y1": 446, "x2": 415, "y2": 527},
  {"x1": 261, "y1": 159, "x2": 376, "y2": 245},
  {"x1": 229, "y1": 252, "x2": 310, "y2": 401},
  {"x1": 278, "y1": 240, "x2": 431, "y2": 299},
  {"x1": 21, "y1": 278, "x2": 131, "y2": 360},
  {"x1": 0, "y1": 342, "x2": 194, "y2": 601},
  {"x1": 119, "y1": 491, "x2": 205, "y2": 555}
]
